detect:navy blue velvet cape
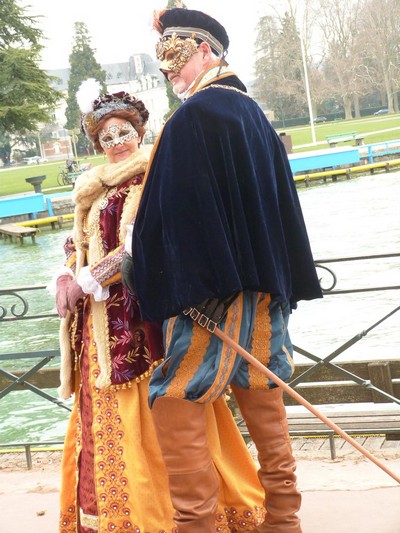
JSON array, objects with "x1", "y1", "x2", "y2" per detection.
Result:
[{"x1": 132, "y1": 80, "x2": 322, "y2": 321}]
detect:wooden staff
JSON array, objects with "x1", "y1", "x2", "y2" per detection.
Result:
[{"x1": 213, "y1": 326, "x2": 400, "y2": 485}]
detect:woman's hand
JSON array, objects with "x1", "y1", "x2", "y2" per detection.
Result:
[
  {"x1": 56, "y1": 275, "x2": 73, "y2": 318},
  {"x1": 66, "y1": 280, "x2": 85, "y2": 312}
]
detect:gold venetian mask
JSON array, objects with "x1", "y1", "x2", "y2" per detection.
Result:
[{"x1": 156, "y1": 32, "x2": 199, "y2": 74}]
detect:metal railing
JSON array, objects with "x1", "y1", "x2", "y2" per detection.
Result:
[
  {"x1": 292, "y1": 253, "x2": 400, "y2": 405},
  {"x1": 0, "y1": 284, "x2": 70, "y2": 410},
  {"x1": 1, "y1": 253, "x2": 399, "y2": 412}
]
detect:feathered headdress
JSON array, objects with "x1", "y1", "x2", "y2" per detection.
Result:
[{"x1": 77, "y1": 78, "x2": 149, "y2": 139}]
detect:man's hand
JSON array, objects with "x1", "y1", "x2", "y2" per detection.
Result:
[
  {"x1": 56, "y1": 275, "x2": 73, "y2": 318},
  {"x1": 120, "y1": 253, "x2": 136, "y2": 294},
  {"x1": 183, "y1": 294, "x2": 239, "y2": 332}
]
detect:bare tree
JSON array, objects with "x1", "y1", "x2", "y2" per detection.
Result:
[
  {"x1": 358, "y1": 0, "x2": 400, "y2": 112},
  {"x1": 253, "y1": 0, "x2": 399, "y2": 120},
  {"x1": 315, "y1": 0, "x2": 365, "y2": 119}
]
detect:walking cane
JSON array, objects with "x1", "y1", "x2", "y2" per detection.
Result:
[{"x1": 213, "y1": 326, "x2": 400, "y2": 485}]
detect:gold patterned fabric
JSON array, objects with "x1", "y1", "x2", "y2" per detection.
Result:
[{"x1": 59, "y1": 309, "x2": 266, "y2": 531}]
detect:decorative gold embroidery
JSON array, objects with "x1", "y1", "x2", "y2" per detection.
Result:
[
  {"x1": 70, "y1": 311, "x2": 81, "y2": 370},
  {"x1": 200, "y1": 83, "x2": 251, "y2": 98},
  {"x1": 94, "y1": 387, "x2": 131, "y2": 529},
  {"x1": 249, "y1": 294, "x2": 272, "y2": 389},
  {"x1": 80, "y1": 509, "x2": 99, "y2": 529},
  {"x1": 166, "y1": 322, "x2": 211, "y2": 399},
  {"x1": 59, "y1": 504, "x2": 77, "y2": 532},
  {"x1": 223, "y1": 504, "x2": 266, "y2": 530},
  {"x1": 165, "y1": 316, "x2": 178, "y2": 350},
  {"x1": 109, "y1": 359, "x2": 163, "y2": 392},
  {"x1": 98, "y1": 186, "x2": 117, "y2": 210},
  {"x1": 197, "y1": 294, "x2": 243, "y2": 403}
]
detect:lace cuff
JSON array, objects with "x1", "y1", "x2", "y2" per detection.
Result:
[
  {"x1": 124, "y1": 224, "x2": 133, "y2": 256},
  {"x1": 77, "y1": 266, "x2": 110, "y2": 302},
  {"x1": 47, "y1": 267, "x2": 74, "y2": 296}
]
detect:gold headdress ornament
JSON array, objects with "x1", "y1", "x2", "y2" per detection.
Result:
[
  {"x1": 153, "y1": 7, "x2": 229, "y2": 76},
  {"x1": 76, "y1": 78, "x2": 149, "y2": 139}
]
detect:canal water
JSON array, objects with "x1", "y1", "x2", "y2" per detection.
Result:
[{"x1": 0, "y1": 171, "x2": 399, "y2": 443}]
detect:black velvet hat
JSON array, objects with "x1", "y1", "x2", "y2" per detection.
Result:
[{"x1": 158, "y1": 8, "x2": 229, "y2": 56}]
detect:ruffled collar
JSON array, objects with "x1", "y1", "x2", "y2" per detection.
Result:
[{"x1": 185, "y1": 63, "x2": 236, "y2": 99}]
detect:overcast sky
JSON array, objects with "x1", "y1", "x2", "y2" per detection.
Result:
[{"x1": 25, "y1": 1, "x2": 269, "y2": 82}]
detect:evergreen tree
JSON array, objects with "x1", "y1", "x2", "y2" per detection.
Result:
[
  {"x1": 0, "y1": 0, "x2": 62, "y2": 162},
  {"x1": 253, "y1": 15, "x2": 280, "y2": 109},
  {"x1": 254, "y1": 12, "x2": 307, "y2": 121},
  {"x1": 166, "y1": 0, "x2": 186, "y2": 10},
  {"x1": 0, "y1": 0, "x2": 42, "y2": 47},
  {"x1": 65, "y1": 22, "x2": 107, "y2": 130}
]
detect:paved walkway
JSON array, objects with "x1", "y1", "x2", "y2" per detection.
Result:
[{"x1": 1, "y1": 441, "x2": 400, "y2": 532}]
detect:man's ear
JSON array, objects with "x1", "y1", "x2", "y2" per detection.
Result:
[{"x1": 199, "y1": 41, "x2": 212, "y2": 60}]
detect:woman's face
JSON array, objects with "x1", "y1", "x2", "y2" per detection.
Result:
[{"x1": 99, "y1": 117, "x2": 141, "y2": 163}]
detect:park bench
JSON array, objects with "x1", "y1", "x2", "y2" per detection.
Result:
[
  {"x1": 229, "y1": 358, "x2": 400, "y2": 459},
  {"x1": 235, "y1": 408, "x2": 400, "y2": 460},
  {"x1": 326, "y1": 132, "x2": 364, "y2": 147}
]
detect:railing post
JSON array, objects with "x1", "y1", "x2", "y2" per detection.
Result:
[
  {"x1": 329, "y1": 433, "x2": 336, "y2": 460},
  {"x1": 24, "y1": 444, "x2": 32, "y2": 470},
  {"x1": 368, "y1": 362, "x2": 395, "y2": 403}
]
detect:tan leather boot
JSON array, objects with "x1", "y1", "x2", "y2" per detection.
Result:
[
  {"x1": 151, "y1": 397, "x2": 219, "y2": 532},
  {"x1": 231, "y1": 386, "x2": 302, "y2": 533}
]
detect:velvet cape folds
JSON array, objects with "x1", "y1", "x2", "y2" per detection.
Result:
[{"x1": 132, "y1": 77, "x2": 322, "y2": 322}]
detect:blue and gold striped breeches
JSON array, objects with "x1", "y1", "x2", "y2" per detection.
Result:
[{"x1": 148, "y1": 291, "x2": 295, "y2": 406}]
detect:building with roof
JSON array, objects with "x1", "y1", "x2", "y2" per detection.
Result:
[{"x1": 49, "y1": 53, "x2": 169, "y2": 146}]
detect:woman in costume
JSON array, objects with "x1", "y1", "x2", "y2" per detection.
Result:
[{"x1": 52, "y1": 80, "x2": 266, "y2": 533}]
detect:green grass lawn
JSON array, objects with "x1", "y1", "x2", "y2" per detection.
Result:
[
  {"x1": 278, "y1": 114, "x2": 400, "y2": 152},
  {"x1": 0, "y1": 114, "x2": 399, "y2": 197},
  {"x1": 0, "y1": 155, "x2": 105, "y2": 197}
]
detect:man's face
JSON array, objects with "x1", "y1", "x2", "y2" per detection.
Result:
[
  {"x1": 166, "y1": 51, "x2": 205, "y2": 97},
  {"x1": 157, "y1": 33, "x2": 208, "y2": 97},
  {"x1": 156, "y1": 33, "x2": 198, "y2": 75}
]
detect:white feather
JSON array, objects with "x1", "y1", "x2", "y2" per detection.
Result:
[{"x1": 76, "y1": 78, "x2": 102, "y2": 113}]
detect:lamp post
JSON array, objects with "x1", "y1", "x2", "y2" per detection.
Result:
[
  {"x1": 300, "y1": 33, "x2": 316, "y2": 145},
  {"x1": 68, "y1": 129, "x2": 79, "y2": 159},
  {"x1": 64, "y1": 129, "x2": 70, "y2": 159},
  {"x1": 37, "y1": 132, "x2": 44, "y2": 158}
]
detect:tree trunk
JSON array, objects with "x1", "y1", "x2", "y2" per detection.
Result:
[
  {"x1": 353, "y1": 94, "x2": 361, "y2": 118},
  {"x1": 393, "y1": 92, "x2": 399, "y2": 113},
  {"x1": 343, "y1": 95, "x2": 353, "y2": 120}
]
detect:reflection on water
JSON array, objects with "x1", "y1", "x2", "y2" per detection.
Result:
[
  {"x1": 0, "y1": 172, "x2": 399, "y2": 443},
  {"x1": 1, "y1": 389, "x2": 73, "y2": 443},
  {"x1": 1, "y1": 228, "x2": 71, "y2": 443},
  {"x1": 291, "y1": 172, "x2": 400, "y2": 362}
]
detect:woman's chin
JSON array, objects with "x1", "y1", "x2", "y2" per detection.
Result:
[{"x1": 112, "y1": 151, "x2": 131, "y2": 163}]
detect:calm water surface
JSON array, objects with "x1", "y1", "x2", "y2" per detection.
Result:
[{"x1": 0, "y1": 171, "x2": 399, "y2": 443}]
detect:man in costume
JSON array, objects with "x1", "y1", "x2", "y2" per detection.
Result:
[{"x1": 129, "y1": 8, "x2": 323, "y2": 532}]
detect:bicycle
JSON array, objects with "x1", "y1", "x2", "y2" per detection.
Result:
[{"x1": 57, "y1": 167, "x2": 80, "y2": 187}]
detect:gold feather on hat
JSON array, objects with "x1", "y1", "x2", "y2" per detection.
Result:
[{"x1": 152, "y1": 9, "x2": 166, "y2": 34}]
